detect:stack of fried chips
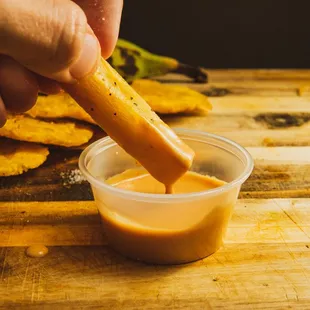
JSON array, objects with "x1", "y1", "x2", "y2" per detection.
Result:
[{"x1": 0, "y1": 80, "x2": 211, "y2": 176}]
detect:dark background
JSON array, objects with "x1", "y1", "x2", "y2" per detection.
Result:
[{"x1": 119, "y1": 0, "x2": 310, "y2": 68}]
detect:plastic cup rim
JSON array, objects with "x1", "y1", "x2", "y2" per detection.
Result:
[{"x1": 79, "y1": 128, "x2": 254, "y2": 202}]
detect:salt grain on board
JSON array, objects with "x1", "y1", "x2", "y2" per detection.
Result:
[{"x1": 60, "y1": 169, "x2": 86, "y2": 186}]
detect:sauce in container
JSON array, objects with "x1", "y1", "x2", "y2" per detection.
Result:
[
  {"x1": 101, "y1": 168, "x2": 229, "y2": 264},
  {"x1": 100, "y1": 205, "x2": 233, "y2": 264},
  {"x1": 79, "y1": 130, "x2": 254, "y2": 264}
]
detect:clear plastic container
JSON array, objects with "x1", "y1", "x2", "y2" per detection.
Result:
[{"x1": 79, "y1": 129, "x2": 254, "y2": 264}]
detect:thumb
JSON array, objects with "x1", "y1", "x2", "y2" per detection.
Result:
[{"x1": 0, "y1": 0, "x2": 101, "y2": 83}]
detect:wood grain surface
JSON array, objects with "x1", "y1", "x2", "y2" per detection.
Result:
[
  {"x1": 1, "y1": 70, "x2": 310, "y2": 309},
  {"x1": 0, "y1": 199, "x2": 309, "y2": 309}
]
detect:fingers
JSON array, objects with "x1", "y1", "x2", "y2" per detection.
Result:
[
  {"x1": 0, "y1": 0, "x2": 122, "y2": 125},
  {"x1": 0, "y1": 96, "x2": 7, "y2": 127},
  {"x1": 0, "y1": 56, "x2": 61, "y2": 126},
  {"x1": 0, "y1": 0, "x2": 100, "y2": 83},
  {"x1": 74, "y1": 0, "x2": 123, "y2": 58},
  {"x1": 37, "y1": 76, "x2": 62, "y2": 95},
  {"x1": 0, "y1": 56, "x2": 39, "y2": 113}
]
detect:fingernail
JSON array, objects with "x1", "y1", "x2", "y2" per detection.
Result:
[{"x1": 70, "y1": 34, "x2": 100, "y2": 80}]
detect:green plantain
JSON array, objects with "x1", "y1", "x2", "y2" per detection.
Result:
[{"x1": 108, "y1": 39, "x2": 208, "y2": 83}]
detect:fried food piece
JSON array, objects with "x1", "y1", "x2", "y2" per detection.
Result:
[
  {"x1": 62, "y1": 58, "x2": 194, "y2": 186},
  {"x1": 0, "y1": 138, "x2": 49, "y2": 176},
  {"x1": 132, "y1": 79, "x2": 212, "y2": 114},
  {"x1": 27, "y1": 79, "x2": 211, "y2": 126},
  {"x1": 0, "y1": 114, "x2": 93, "y2": 147},
  {"x1": 27, "y1": 93, "x2": 96, "y2": 124}
]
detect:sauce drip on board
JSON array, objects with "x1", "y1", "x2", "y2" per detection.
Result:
[{"x1": 26, "y1": 245, "x2": 48, "y2": 258}]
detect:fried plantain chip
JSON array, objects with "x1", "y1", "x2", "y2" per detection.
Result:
[
  {"x1": 0, "y1": 114, "x2": 93, "y2": 147},
  {"x1": 27, "y1": 93, "x2": 96, "y2": 124},
  {"x1": 26, "y1": 80, "x2": 211, "y2": 125},
  {"x1": 131, "y1": 79, "x2": 212, "y2": 114},
  {"x1": 0, "y1": 138, "x2": 49, "y2": 176}
]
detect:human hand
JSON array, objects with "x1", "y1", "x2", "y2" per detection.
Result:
[{"x1": 0, "y1": 0, "x2": 123, "y2": 126}]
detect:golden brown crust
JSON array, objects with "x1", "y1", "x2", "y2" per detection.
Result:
[
  {"x1": 0, "y1": 114, "x2": 93, "y2": 147},
  {"x1": 27, "y1": 93, "x2": 95, "y2": 124},
  {"x1": 132, "y1": 79, "x2": 212, "y2": 114},
  {"x1": 0, "y1": 138, "x2": 49, "y2": 176}
]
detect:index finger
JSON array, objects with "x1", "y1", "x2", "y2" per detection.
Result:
[{"x1": 74, "y1": 0, "x2": 123, "y2": 59}]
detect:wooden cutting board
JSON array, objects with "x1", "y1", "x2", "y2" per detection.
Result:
[{"x1": 1, "y1": 70, "x2": 310, "y2": 309}]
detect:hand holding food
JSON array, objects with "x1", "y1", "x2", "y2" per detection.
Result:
[{"x1": 0, "y1": 0, "x2": 123, "y2": 126}]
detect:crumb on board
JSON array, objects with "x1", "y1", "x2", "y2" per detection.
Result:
[
  {"x1": 262, "y1": 137, "x2": 275, "y2": 147},
  {"x1": 297, "y1": 85, "x2": 310, "y2": 97},
  {"x1": 60, "y1": 169, "x2": 86, "y2": 186}
]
